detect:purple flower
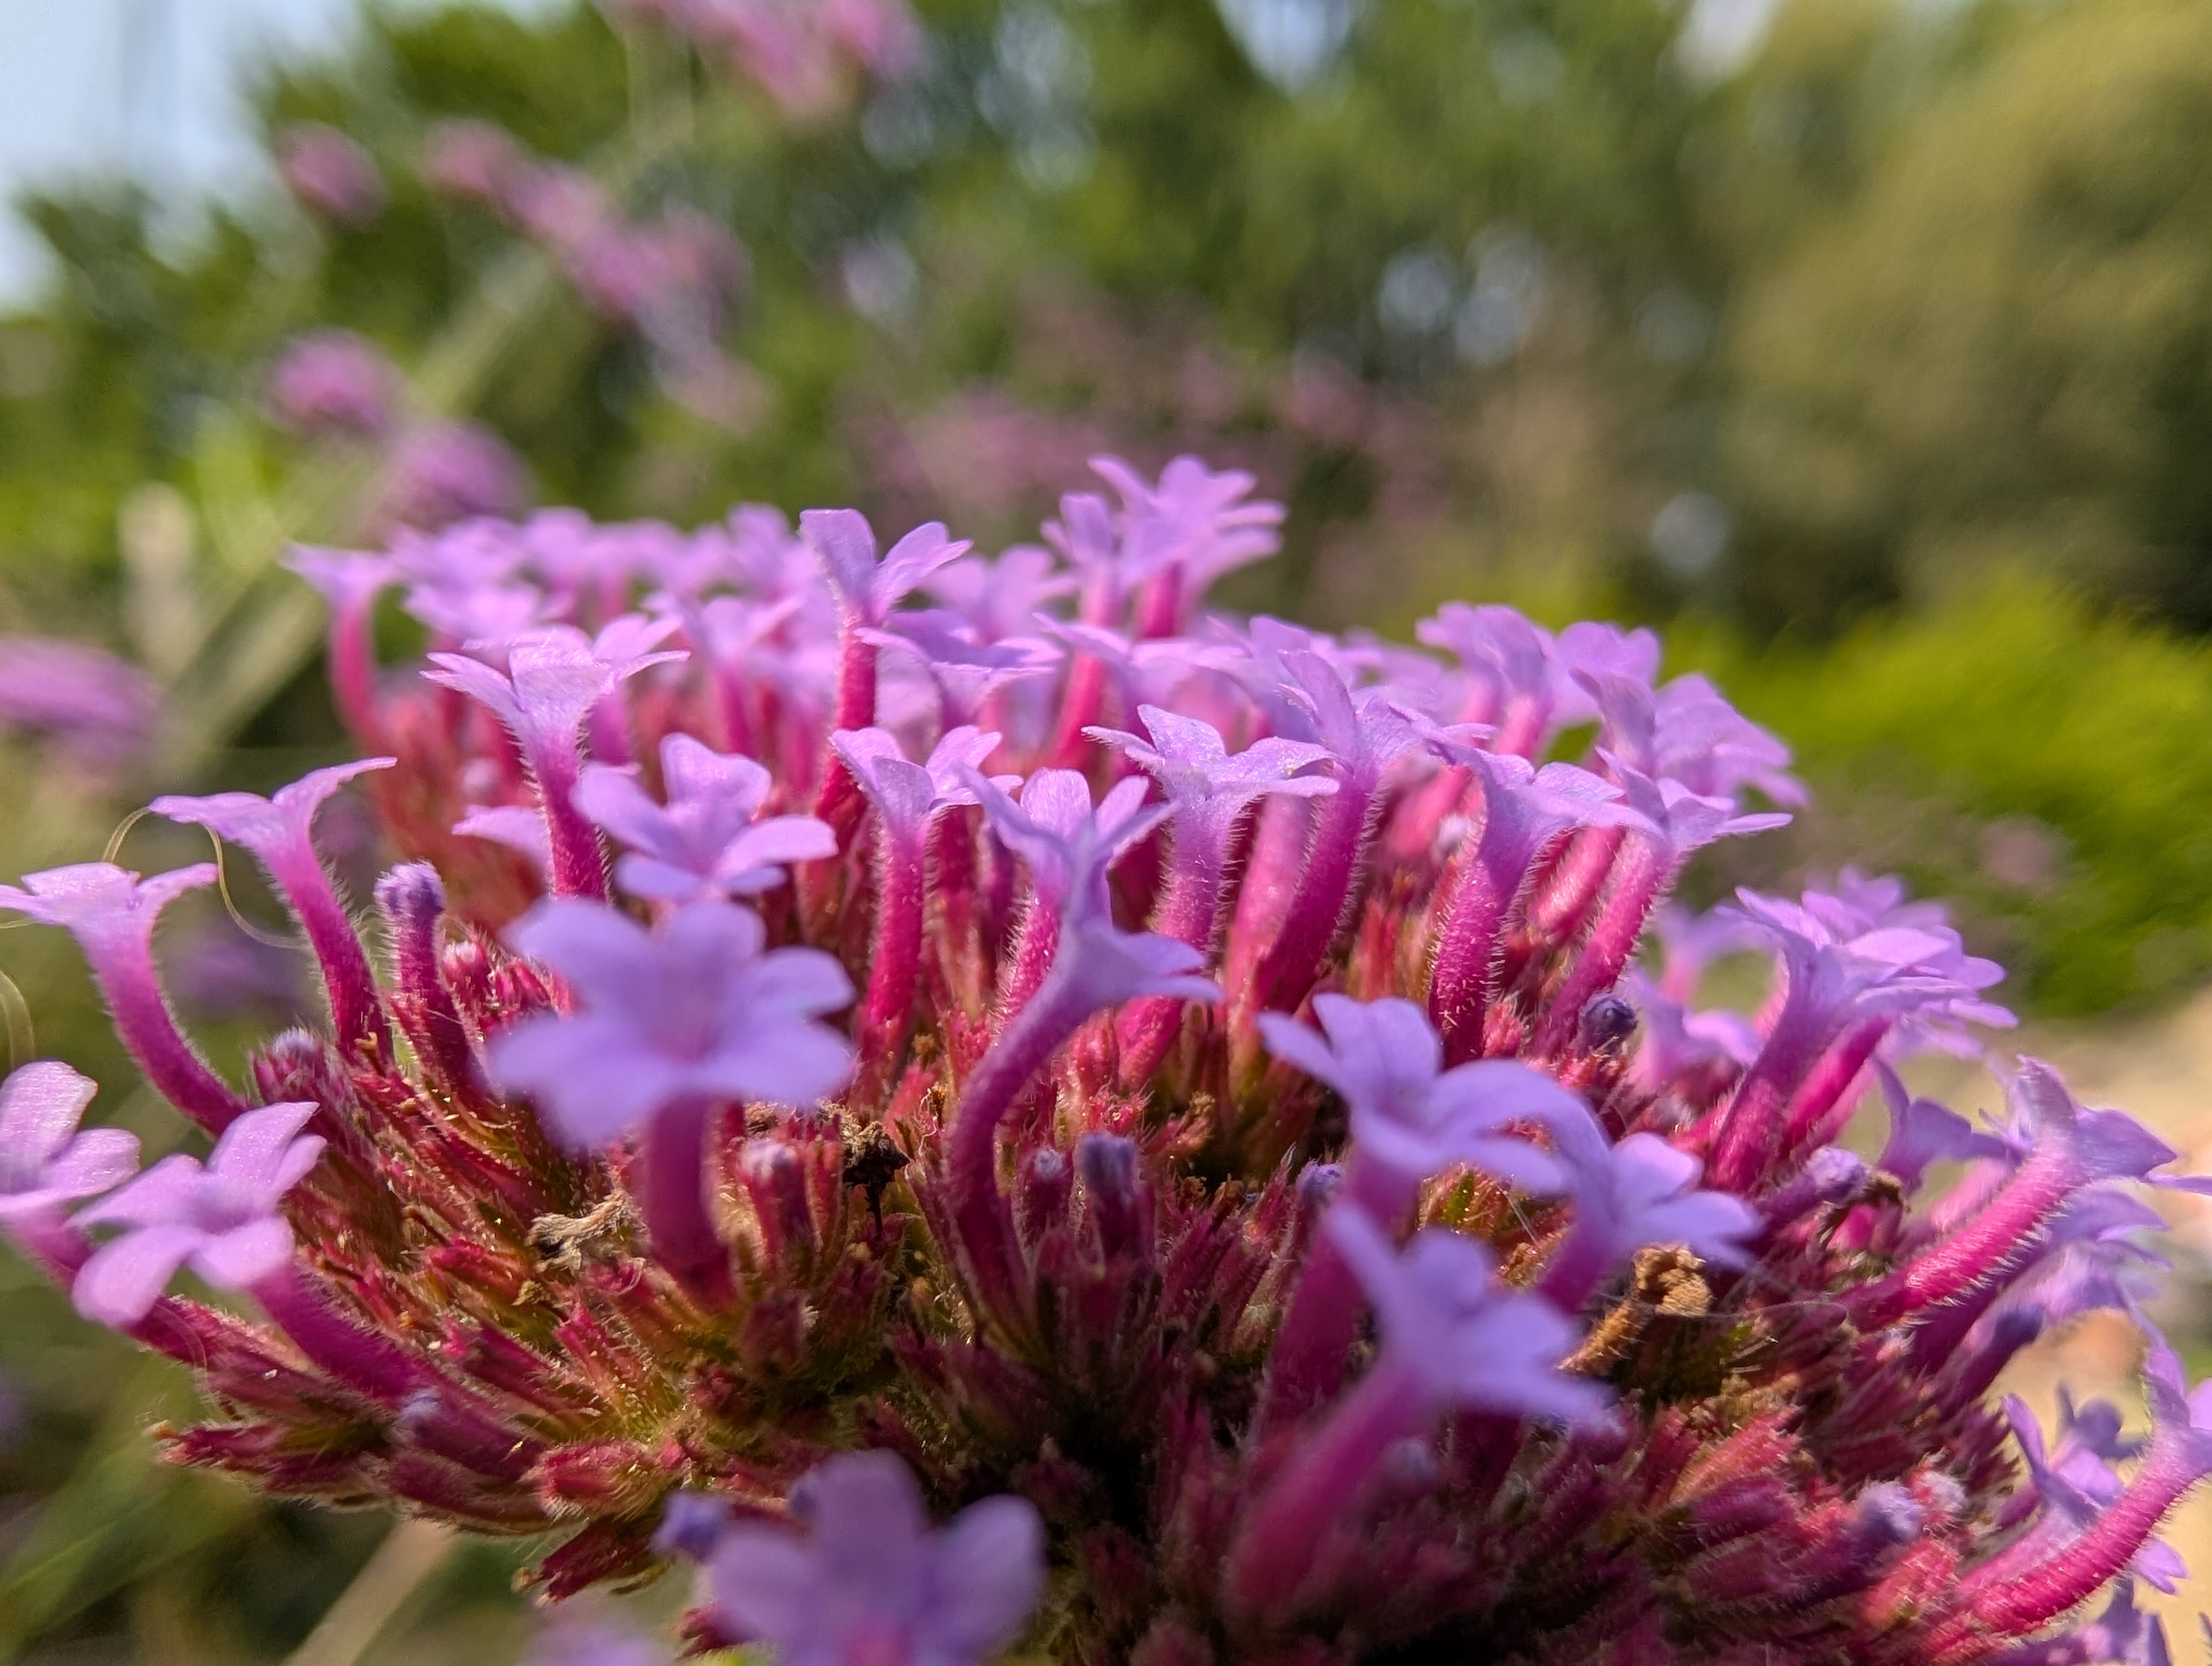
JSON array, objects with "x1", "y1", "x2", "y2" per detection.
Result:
[
  {"x1": 420, "y1": 118, "x2": 525, "y2": 204},
  {"x1": 276, "y1": 122, "x2": 385, "y2": 225},
  {"x1": 1580, "y1": 671, "x2": 1803, "y2": 809},
  {"x1": 1226, "y1": 1208, "x2": 1599, "y2": 1616},
  {"x1": 924, "y1": 545, "x2": 1076, "y2": 642},
  {"x1": 707, "y1": 1451, "x2": 1044, "y2": 1666},
  {"x1": 0, "y1": 1061, "x2": 136, "y2": 1224},
  {"x1": 577, "y1": 734, "x2": 835, "y2": 903},
  {"x1": 1874, "y1": 1062, "x2": 2011, "y2": 1193},
  {"x1": 1259, "y1": 996, "x2": 1570, "y2": 1206},
  {"x1": 1966, "y1": 1340, "x2": 2212, "y2": 1639},
  {"x1": 971, "y1": 767, "x2": 1160, "y2": 908},
  {"x1": 153, "y1": 760, "x2": 397, "y2": 1060},
  {"x1": 1421, "y1": 733, "x2": 1651, "y2": 1051},
  {"x1": 1416, "y1": 603, "x2": 1557, "y2": 753},
  {"x1": 1538, "y1": 1115, "x2": 1758, "y2": 1311},
  {"x1": 454, "y1": 804, "x2": 552, "y2": 880},
  {"x1": 1239, "y1": 651, "x2": 1423, "y2": 1024},
  {"x1": 832, "y1": 726, "x2": 1010, "y2": 841},
  {"x1": 2002, "y1": 1397, "x2": 2185, "y2": 1593},
  {"x1": 0, "y1": 636, "x2": 159, "y2": 771},
  {"x1": 379, "y1": 422, "x2": 528, "y2": 530},
  {"x1": 286, "y1": 550, "x2": 397, "y2": 742},
  {"x1": 0, "y1": 863, "x2": 246, "y2": 1132},
  {"x1": 802, "y1": 510, "x2": 971, "y2": 630},
  {"x1": 1089, "y1": 704, "x2": 1337, "y2": 856},
  {"x1": 267, "y1": 331, "x2": 397, "y2": 438},
  {"x1": 1330, "y1": 1209, "x2": 1601, "y2": 1425},
  {"x1": 863, "y1": 610, "x2": 1060, "y2": 727},
  {"x1": 1091, "y1": 454, "x2": 1283, "y2": 633},
  {"x1": 1854, "y1": 1061, "x2": 2183, "y2": 1331},
  {"x1": 520, "y1": 1602, "x2": 668, "y2": 1666},
  {"x1": 71, "y1": 1100, "x2": 324, "y2": 1327},
  {"x1": 429, "y1": 621, "x2": 686, "y2": 898},
  {"x1": 492, "y1": 899, "x2": 854, "y2": 1150}
]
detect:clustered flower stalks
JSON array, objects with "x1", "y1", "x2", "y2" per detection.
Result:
[{"x1": 1, "y1": 456, "x2": 2205, "y2": 1664}]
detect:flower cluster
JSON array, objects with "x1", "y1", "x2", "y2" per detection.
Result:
[
  {"x1": 3, "y1": 456, "x2": 2205, "y2": 1663},
  {"x1": 421, "y1": 119, "x2": 751, "y2": 421},
  {"x1": 599, "y1": 0, "x2": 924, "y2": 118}
]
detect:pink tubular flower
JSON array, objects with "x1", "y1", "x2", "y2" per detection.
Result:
[
  {"x1": 153, "y1": 759, "x2": 398, "y2": 1063},
  {"x1": 707, "y1": 1451, "x2": 1043, "y2": 1665},
  {"x1": 0, "y1": 864, "x2": 246, "y2": 1131},
  {"x1": 429, "y1": 622, "x2": 686, "y2": 899}
]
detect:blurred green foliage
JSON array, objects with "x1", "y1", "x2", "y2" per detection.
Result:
[{"x1": 1683, "y1": 580, "x2": 2212, "y2": 1016}]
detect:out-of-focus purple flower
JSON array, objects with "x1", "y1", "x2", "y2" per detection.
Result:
[
  {"x1": 577, "y1": 734, "x2": 834, "y2": 903},
  {"x1": 454, "y1": 804, "x2": 552, "y2": 880},
  {"x1": 491, "y1": 899, "x2": 854, "y2": 1149},
  {"x1": 71, "y1": 1101, "x2": 323, "y2": 1327},
  {"x1": 1092, "y1": 454, "x2": 1283, "y2": 633},
  {"x1": 707, "y1": 1450, "x2": 1044, "y2": 1666},
  {"x1": 1875, "y1": 1062, "x2": 2011, "y2": 1194},
  {"x1": 0, "y1": 1061, "x2": 136, "y2": 1225},
  {"x1": 420, "y1": 118, "x2": 526, "y2": 205},
  {"x1": 520, "y1": 1601, "x2": 669, "y2": 1666},
  {"x1": 0, "y1": 637, "x2": 159, "y2": 771},
  {"x1": 276, "y1": 122, "x2": 384, "y2": 225},
  {"x1": 925, "y1": 546, "x2": 1076, "y2": 643},
  {"x1": 378, "y1": 423, "x2": 528, "y2": 530},
  {"x1": 1417, "y1": 603, "x2": 1557, "y2": 752},
  {"x1": 267, "y1": 331, "x2": 398, "y2": 439}
]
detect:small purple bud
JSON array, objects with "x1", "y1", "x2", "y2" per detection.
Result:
[{"x1": 1076, "y1": 1132, "x2": 1144, "y2": 1261}]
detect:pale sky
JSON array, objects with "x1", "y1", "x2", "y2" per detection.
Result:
[{"x1": 0, "y1": 0, "x2": 557, "y2": 305}]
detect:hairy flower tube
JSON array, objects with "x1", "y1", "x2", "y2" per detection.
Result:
[{"x1": 3, "y1": 455, "x2": 2209, "y2": 1664}]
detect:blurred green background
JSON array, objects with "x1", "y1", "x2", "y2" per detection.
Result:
[{"x1": 3, "y1": 0, "x2": 2212, "y2": 1656}]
